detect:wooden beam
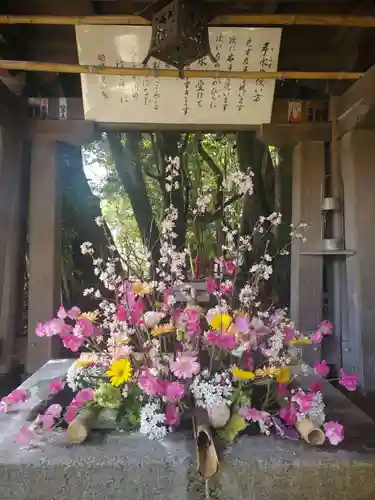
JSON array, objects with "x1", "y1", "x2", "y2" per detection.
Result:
[
  {"x1": 28, "y1": 119, "x2": 99, "y2": 146},
  {"x1": 257, "y1": 122, "x2": 332, "y2": 146},
  {"x1": 0, "y1": 60, "x2": 365, "y2": 80},
  {"x1": 337, "y1": 64, "x2": 375, "y2": 137},
  {"x1": 1, "y1": 14, "x2": 375, "y2": 27}
]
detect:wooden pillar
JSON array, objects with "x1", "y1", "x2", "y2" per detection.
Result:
[
  {"x1": 290, "y1": 142, "x2": 325, "y2": 363},
  {"x1": 340, "y1": 129, "x2": 375, "y2": 390},
  {"x1": 27, "y1": 137, "x2": 61, "y2": 373},
  {"x1": 0, "y1": 127, "x2": 27, "y2": 373}
]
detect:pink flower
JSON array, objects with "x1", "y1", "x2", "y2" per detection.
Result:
[
  {"x1": 309, "y1": 380, "x2": 323, "y2": 394},
  {"x1": 60, "y1": 332, "x2": 84, "y2": 352},
  {"x1": 164, "y1": 381, "x2": 185, "y2": 402},
  {"x1": 324, "y1": 421, "x2": 344, "y2": 446},
  {"x1": 277, "y1": 383, "x2": 290, "y2": 398},
  {"x1": 339, "y1": 369, "x2": 359, "y2": 392},
  {"x1": 75, "y1": 388, "x2": 94, "y2": 405},
  {"x1": 113, "y1": 344, "x2": 133, "y2": 360},
  {"x1": 319, "y1": 320, "x2": 333, "y2": 336},
  {"x1": 73, "y1": 316, "x2": 94, "y2": 338},
  {"x1": 235, "y1": 315, "x2": 249, "y2": 333},
  {"x1": 220, "y1": 282, "x2": 233, "y2": 295},
  {"x1": 206, "y1": 277, "x2": 217, "y2": 294},
  {"x1": 35, "y1": 321, "x2": 46, "y2": 337},
  {"x1": 68, "y1": 306, "x2": 81, "y2": 320},
  {"x1": 224, "y1": 260, "x2": 236, "y2": 275},
  {"x1": 64, "y1": 405, "x2": 78, "y2": 424},
  {"x1": 138, "y1": 370, "x2": 164, "y2": 397},
  {"x1": 40, "y1": 413, "x2": 55, "y2": 430},
  {"x1": 314, "y1": 360, "x2": 329, "y2": 377},
  {"x1": 170, "y1": 354, "x2": 200, "y2": 379},
  {"x1": 15, "y1": 425, "x2": 35, "y2": 445},
  {"x1": 44, "y1": 318, "x2": 66, "y2": 337},
  {"x1": 283, "y1": 326, "x2": 295, "y2": 342},
  {"x1": 165, "y1": 403, "x2": 180, "y2": 426},
  {"x1": 311, "y1": 330, "x2": 323, "y2": 343},
  {"x1": 292, "y1": 391, "x2": 314, "y2": 412},
  {"x1": 8, "y1": 388, "x2": 29, "y2": 404},
  {"x1": 45, "y1": 404, "x2": 63, "y2": 418},
  {"x1": 48, "y1": 378, "x2": 65, "y2": 394},
  {"x1": 279, "y1": 405, "x2": 297, "y2": 425},
  {"x1": 57, "y1": 305, "x2": 68, "y2": 319},
  {"x1": 41, "y1": 404, "x2": 62, "y2": 430},
  {"x1": 117, "y1": 305, "x2": 127, "y2": 321},
  {"x1": 0, "y1": 400, "x2": 9, "y2": 413},
  {"x1": 241, "y1": 351, "x2": 254, "y2": 371},
  {"x1": 206, "y1": 331, "x2": 236, "y2": 350},
  {"x1": 184, "y1": 308, "x2": 201, "y2": 337},
  {"x1": 240, "y1": 407, "x2": 270, "y2": 423}
]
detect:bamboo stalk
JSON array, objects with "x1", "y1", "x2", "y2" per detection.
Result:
[
  {"x1": 0, "y1": 60, "x2": 364, "y2": 80},
  {"x1": 1, "y1": 14, "x2": 375, "y2": 28}
]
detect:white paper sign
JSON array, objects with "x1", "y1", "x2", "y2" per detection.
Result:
[{"x1": 75, "y1": 25, "x2": 282, "y2": 126}]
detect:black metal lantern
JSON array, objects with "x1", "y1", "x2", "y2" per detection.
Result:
[{"x1": 142, "y1": 0, "x2": 215, "y2": 78}]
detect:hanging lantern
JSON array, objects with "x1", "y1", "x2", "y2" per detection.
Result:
[{"x1": 142, "y1": 0, "x2": 215, "y2": 78}]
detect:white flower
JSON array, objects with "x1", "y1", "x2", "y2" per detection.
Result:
[
  {"x1": 83, "y1": 287, "x2": 94, "y2": 296},
  {"x1": 191, "y1": 373, "x2": 233, "y2": 410},
  {"x1": 95, "y1": 216, "x2": 104, "y2": 227},
  {"x1": 80, "y1": 241, "x2": 93, "y2": 255},
  {"x1": 140, "y1": 401, "x2": 168, "y2": 440},
  {"x1": 143, "y1": 311, "x2": 164, "y2": 329}
]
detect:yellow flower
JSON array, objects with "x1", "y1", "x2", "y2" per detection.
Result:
[
  {"x1": 106, "y1": 358, "x2": 133, "y2": 387},
  {"x1": 290, "y1": 337, "x2": 312, "y2": 345},
  {"x1": 231, "y1": 366, "x2": 256, "y2": 380},
  {"x1": 131, "y1": 281, "x2": 153, "y2": 296},
  {"x1": 75, "y1": 360, "x2": 92, "y2": 368},
  {"x1": 151, "y1": 324, "x2": 175, "y2": 336},
  {"x1": 78, "y1": 311, "x2": 98, "y2": 322},
  {"x1": 209, "y1": 313, "x2": 233, "y2": 333},
  {"x1": 255, "y1": 367, "x2": 280, "y2": 378},
  {"x1": 276, "y1": 366, "x2": 291, "y2": 383}
]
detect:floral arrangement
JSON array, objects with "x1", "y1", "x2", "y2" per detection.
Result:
[{"x1": 0, "y1": 157, "x2": 358, "y2": 475}]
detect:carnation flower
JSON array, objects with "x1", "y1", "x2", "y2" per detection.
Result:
[
  {"x1": 324, "y1": 421, "x2": 344, "y2": 446},
  {"x1": 165, "y1": 403, "x2": 180, "y2": 426},
  {"x1": 164, "y1": 381, "x2": 185, "y2": 402},
  {"x1": 205, "y1": 277, "x2": 217, "y2": 294},
  {"x1": 170, "y1": 354, "x2": 200, "y2": 379},
  {"x1": 48, "y1": 378, "x2": 65, "y2": 394},
  {"x1": 314, "y1": 360, "x2": 329, "y2": 377},
  {"x1": 339, "y1": 369, "x2": 359, "y2": 391},
  {"x1": 15, "y1": 425, "x2": 35, "y2": 445}
]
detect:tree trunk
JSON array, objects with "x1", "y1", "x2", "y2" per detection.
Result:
[{"x1": 107, "y1": 132, "x2": 161, "y2": 264}]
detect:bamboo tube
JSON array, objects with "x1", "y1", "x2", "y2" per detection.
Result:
[
  {"x1": 1, "y1": 14, "x2": 375, "y2": 28},
  {"x1": 193, "y1": 416, "x2": 219, "y2": 478},
  {"x1": 0, "y1": 60, "x2": 364, "y2": 80},
  {"x1": 67, "y1": 407, "x2": 98, "y2": 444},
  {"x1": 295, "y1": 418, "x2": 326, "y2": 446}
]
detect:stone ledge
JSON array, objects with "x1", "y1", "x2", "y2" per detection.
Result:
[{"x1": 1, "y1": 360, "x2": 375, "y2": 500}]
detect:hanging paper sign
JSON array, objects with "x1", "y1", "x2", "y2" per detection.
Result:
[
  {"x1": 75, "y1": 25, "x2": 281, "y2": 126},
  {"x1": 58, "y1": 97, "x2": 68, "y2": 120}
]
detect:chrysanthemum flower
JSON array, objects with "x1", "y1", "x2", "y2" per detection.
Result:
[
  {"x1": 106, "y1": 358, "x2": 133, "y2": 386},
  {"x1": 131, "y1": 281, "x2": 153, "y2": 296},
  {"x1": 151, "y1": 324, "x2": 175, "y2": 336}
]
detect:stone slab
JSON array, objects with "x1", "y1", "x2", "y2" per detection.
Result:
[{"x1": 1, "y1": 360, "x2": 375, "y2": 500}]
